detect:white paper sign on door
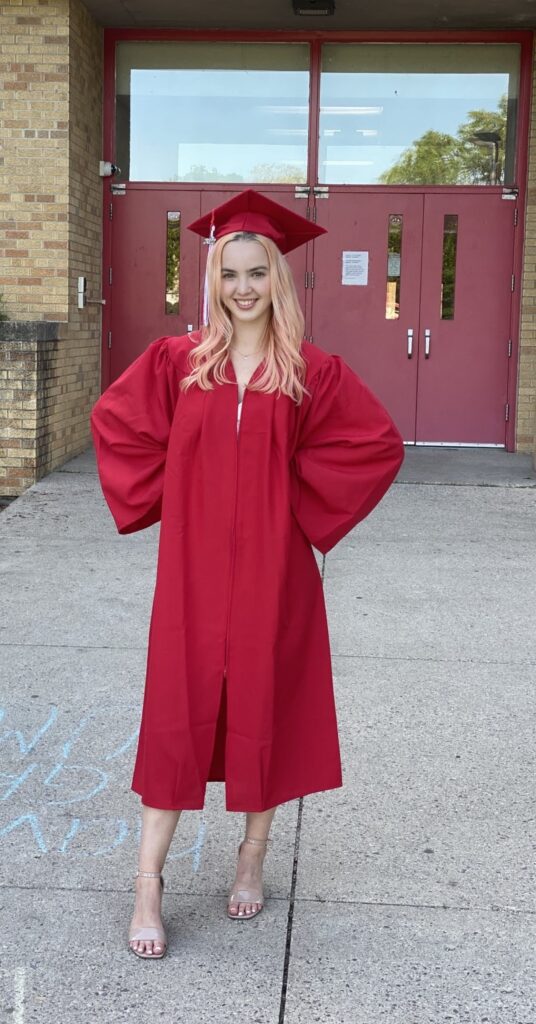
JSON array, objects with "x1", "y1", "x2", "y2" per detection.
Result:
[{"x1": 342, "y1": 250, "x2": 369, "y2": 286}]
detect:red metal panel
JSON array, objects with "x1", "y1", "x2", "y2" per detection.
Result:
[
  {"x1": 312, "y1": 191, "x2": 424, "y2": 441},
  {"x1": 109, "y1": 187, "x2": 201, "y2": 381},
  {"x1": 103, "y1": 29, "x2": 535, "y2": 44},
  {"x1": 415, "y1": 192, "x2": 515, "y2": 445}
]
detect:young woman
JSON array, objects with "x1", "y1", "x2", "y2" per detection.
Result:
[{"x1": 91, "y1": 189, "x2": 404, "y2": 959}]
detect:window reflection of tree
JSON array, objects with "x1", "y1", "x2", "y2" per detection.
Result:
[
  {"x1": 179, "y1": 162, "x2": 306, "y2": 184},
  {"x1": 182, "y1": 165, "x2": 244, "y2": 182},
  {"x1": 380, "y1": 96, "x2": 508, "y2": 186}
]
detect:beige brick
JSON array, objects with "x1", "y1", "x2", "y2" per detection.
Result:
[
  {"x1": 0, "y1": 0, "x2": 102, "y2": 496},
  {"x1": 517, "y1": 38, "x2": 536, "y2": 455}
]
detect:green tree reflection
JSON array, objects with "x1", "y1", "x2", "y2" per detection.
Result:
[
  {"x1": 250, "y1": 163, "x2": 306, "y2": 184},
  {"x1": 379, "y1": 97, "x2": 507, "y2": 186},
  {"x1": 182, "y1": 164, "x2": 244, "y2": 182},
  {"x1": 180, "y1": 162, "x2": 305, "y2": 184}
]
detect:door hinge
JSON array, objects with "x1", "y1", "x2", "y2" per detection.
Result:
[
  {"x1": 109, "y1": 202, "x2": 113, "y2": 221},
  {"x1": 310, "y1": 271, "x2": 315, "y2": 288},
  {"x1": 514, "y1": 208, "x2": 519, "y2": 226},
  {"x1": 308, "y1": 335, "x2": 314, "y2": 343},
  {"x1": 505, "y1": 402, "x2": 510, "y2": 422},
  {"x1": 508, "y1": 339, "x2": 512, "y2": 357},
  {"x1": 294, "y1": 185, "x2": 310, "y2": 199},
  {"x1": 313, "y1": 186, "x2": 329, "y2": 199},
  {"x1": 511, "y1": 274, "x2": 515, "y2": 292},
  {"x1": 107, "y1": 330, "x2": 112, "y2": 349},
  {"x1": 111, "y1": 183, "x2": 126, "y2": 196},
  {"x1": 108, "y1": 267, "x2": 112, "y2": 286}
]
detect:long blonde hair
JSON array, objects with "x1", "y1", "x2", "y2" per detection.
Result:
[{"x1": 180, "y1": 232, "x2": 309, "y2": 404}]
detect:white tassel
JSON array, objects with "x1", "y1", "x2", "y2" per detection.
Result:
[
  {"x1": 202, "y1": 261, "x2": 210, "y2": 327},
  {"x1": 201, "y1": 223, "x2": 216, "y2": 327}
]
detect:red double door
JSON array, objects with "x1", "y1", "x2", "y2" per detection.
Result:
[{"x1": 104, "y1": 185, "x2": 516, "y2": 446}]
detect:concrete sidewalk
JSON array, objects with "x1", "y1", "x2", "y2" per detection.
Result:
[{"x1": 0, "y1": 447, "x2": 535, "y2": 1024}]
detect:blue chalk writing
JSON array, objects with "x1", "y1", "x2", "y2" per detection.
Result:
[
  {"x1": 0, "y1": 813, "x2": 48, "y2": 853},
  {"x1": 105, "y1": 730, "x2": 139, "y2": 761},
  {"x1": 0, "y1": 705, "x2": 208, "y2": 864},
  {"x1": 60, "y1": 713, "x2": 97, "y2": 760},
  {"x1": 0, "y1": 706, "x2": 58, "y2": 755},
  {"x1": 43, "y1": 763, "x2": 109, "y2": 805},
  {"x1": 0, "y1": 763, "x2": 38, "y2": 801}
]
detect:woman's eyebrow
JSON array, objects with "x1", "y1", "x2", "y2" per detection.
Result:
[{"x1": 221, "y1": 265, "x2": 269, "y2": 273}]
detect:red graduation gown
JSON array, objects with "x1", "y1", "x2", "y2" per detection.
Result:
[{"x1": 90, "y1": 333, "x2": 404, "y2": 812}]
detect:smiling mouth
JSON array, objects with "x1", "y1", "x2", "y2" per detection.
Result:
[{"x1": 234, "y1": 299, "x2": 257, "y2": 310}]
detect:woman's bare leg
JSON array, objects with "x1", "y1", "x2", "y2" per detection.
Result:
[
  {"x1": 129, "y1": 805, "x2": 181, "y2": 955},
  {"x1": 228, "y1": 806, "x2": 277, "y2": 918}
]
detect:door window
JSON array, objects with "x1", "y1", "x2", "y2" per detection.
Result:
[
  {"x1": 165, "y1": 212, "x2": 181, "y2": 315},
  {"x1": 115, "y1": 41, "x2": 310, "y2": 184},
  {"x1": 386, "y1": 214, "x2": 403, "y2": 320},
  {"x1": 319, "y1": 43, "x2": 519, "y2": 186},
  {"x1": 440, "y1": 214, "x2": 458, "y2": 320}
]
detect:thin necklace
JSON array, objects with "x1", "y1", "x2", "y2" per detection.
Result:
[
  {"x1": 230, "y1": 325, "x2": 268, "y2": 358},
  {"x1": 230, "y1": 344, "x2": 264, "y2": 358}
]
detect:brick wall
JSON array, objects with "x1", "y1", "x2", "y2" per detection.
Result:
[
  {"x1": 49, "y1": 0, "x2": 102, "y2": 470},
  {"x1": 0, "y1": 322, "x2": 61, "y2": 495},
  {"x1": 0, "y1": 0, "x2": 102, "y2": 496},
  {"x1": 0, "y1": 0, "x2": 70, "y2": 320},
  {"x1": 518, "y1": 37, "x2": 536, "y2": 458}
]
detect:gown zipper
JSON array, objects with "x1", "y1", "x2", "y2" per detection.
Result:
[{"x1": 223, "y1": 386, "x2": 246, "y2": 679}]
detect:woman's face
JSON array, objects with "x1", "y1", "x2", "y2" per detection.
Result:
[{"x1": 220, "y1": 238, "x2": 272, "y2": 330}]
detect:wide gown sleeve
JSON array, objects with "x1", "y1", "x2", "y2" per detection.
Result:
[
  {"x1": 90, "y1": 337, "x2": 181, "y2": 534},
  {"x1": 290, "y1": 354, "x2": 404, "y2": 555}
]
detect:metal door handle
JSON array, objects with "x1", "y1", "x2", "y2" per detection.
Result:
[
  {"x1": 407, "y1": 328, "x2": 414, "y2": 358},
  {"x1": 424, "y1": 328, "x2": 431, "y2": 358}
]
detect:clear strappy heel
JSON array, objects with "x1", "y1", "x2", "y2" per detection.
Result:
[
  {"x1": 227, "y1": 836, "x2": 271, "y2": 921},
  {"x1": 128, "y1": 870, "x2": 167, "y2": 959}
]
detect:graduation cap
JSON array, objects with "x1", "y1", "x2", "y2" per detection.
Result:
[{"x1": 187, "y1": 188, "x2": 327, "y2": 254}]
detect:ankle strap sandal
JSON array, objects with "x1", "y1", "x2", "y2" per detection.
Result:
[
  {"x1": 227, "y1": 835, "x2": 271, "y2": 921},
  {"x1": 135, "y1": 869, "x2": 164, "y2": 887},
  {"x1": 129, "y1": 870, "x2": 167, "y2": 959}
]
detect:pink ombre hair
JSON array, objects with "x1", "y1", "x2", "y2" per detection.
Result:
[{"x1": 180, "y1": 232, "x2": 310, "y2": 405}]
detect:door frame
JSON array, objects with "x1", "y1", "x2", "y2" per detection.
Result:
[{"x1": 101, "y1": 29, "x2": 533, "y2": 451}]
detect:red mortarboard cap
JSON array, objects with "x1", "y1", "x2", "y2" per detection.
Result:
[{"x1": 187, "y1": 188, "x2": 327, "y2": 254}]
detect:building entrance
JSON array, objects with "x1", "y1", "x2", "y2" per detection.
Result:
[
  {"x1": 106, "y1": 184, "x2": 516, "y2": 445},
  {"x1": 313, "y1": 188, "x2": 516, "y2": 445},
  {"x1": 103, "y1": 35, "x2": 528, "y2": 446}
]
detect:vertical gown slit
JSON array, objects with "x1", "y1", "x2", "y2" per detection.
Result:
[{"x1": 207, "y1": 674, "x2": 228, "y2": 781}]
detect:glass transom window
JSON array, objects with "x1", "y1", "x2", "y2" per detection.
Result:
[
  {"x1": 319, "y1": 43, "x2": 520, "y2": 186},
  {"x1": 115, "y1": 42, "x2": 310, "y2": 184}
]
